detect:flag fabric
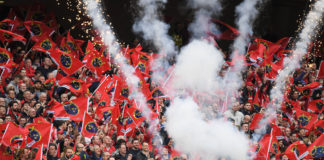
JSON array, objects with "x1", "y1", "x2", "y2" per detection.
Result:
[
  {"x1": 24, "y1": 20, "x2": 54, "y2": 42},
  {"x1": 0, "y1": 29, "x2": 27, "y2": 44},
  {"x1": 95, "y1": 93, "x2": 111, "y2": 108},
  {"x1": 49, "y1": 49, "x2": 84, "y2": 75},
  {"x1": 34, "y1": 144, "x2": 44, "y2": 160},
  {"x1": 249, "y1": 113, "x2": 264, "y2": 130},
  {"x1": 307, "y1": 99, "x2": 324, "y2": 114},
  {"x1": 294, "y1": 108, "x2": 318, "y2": 130},
  {"x1": 255, "y1": 38, "x2": 281, "y2": 60},
  {"x1": 81, "y1": 112, "x2": 98, "y2": 138},
  {"x1": 58, "y1": 77, "x2": 86, "y2": 95},
  {"x1": 254, "y1": 133, "x2": 279, "y2": 160},
  {"x1": 85, "y1": 41, "x2": 95, "y2": 55},
  {"x1": 208, "y1": 19, "x2": 239, "y2": 40},
  {"x1": 55, "y1": 67, "x2": 68, "y2": 80},
  {"x1": 0, "y1": 123, "x2": 8, "y2": 139},
  {"x1": 262, "y1": 57, "x2": 282, "y2": 80},
  {"x1": 296, "y1": 82, "x2": 322, "y2": 98},
  {"x1": 33, "y1": 117, "x2": 51, "y2": 125},
  {"x1": 283, "y1": 141, "x2": 307, "y2": 160},
  {"x1": 32, "y1": 34, "x2": 57, "y2": 53},
  {"x1": 248, "y1": 43, "x2": 266, "y2": 63},
  {"x1": 0, "y1": 48, "x2": 12, "y2": 65},
  {"x1": 314, "y1": 120, "x2": 324, "y2": 134},
  {"x1": 275, "y1": 37, "x2": 291, "y2": 51},
  {"x1": 96, "y1": 105, "x2": 117, "y2": 122},
  {"x1": 25, "y1": 123, "x2": 52, "y2": 148},
  {"x1": 83, "y1": 49, "x2": 110, "y2": 76},
  {"x1": 53, "y1": 96, "x2": 89, "y2": 122},
  {"x1": 303, "y1": 134, "x2": 324, "y2": 159},
  {"x1": 126, "y1": 104, "x2": 146, "y2": 127},
  {"x1": 317, "y1": 61, "x2": 324, "y2": 79},
  {"x1": 0, "y1": 122, "x2": 26, "y2": 147}
]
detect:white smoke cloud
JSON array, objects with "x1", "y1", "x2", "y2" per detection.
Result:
[
  {"x1": 133, "y1": 0, "x2": 176, "y2": 83},
  {"x1": 84, "y1": 0, "x2": 159, "y2": 141},
  {"x1": 172, "y1": 39, "x2": 224, "y2": 92},
  {"x1": 166, "y1": 97, "x2": 249, "y2": 160},
  {"x1": 188, "y1": 0, "x2": 222, "y2": 39}
]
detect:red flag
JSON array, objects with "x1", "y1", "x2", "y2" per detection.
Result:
[
  {"x1": 58, "y1": 77, "x2": 86, "y2": 95},
  {"x1": 296, "y1": 82, "x2": 321, "y2": 98},
  {"x1": 248, "y1": 43, "x2": 266, "y2": 63},
  {"x1": 98, "y1": 93, "x2": 112, "y2": 108},
  {"x1": 83, "y1": 50, "x2": 110, "y2": 76},
  {"x1": 254, "y1": 133, "x2": 279, "y2": 160},
  {"x1": 32, "y1": 35, "x2": 57, "y2": 53},
  {"x1": 0, "y1": 29, "x2": 26, "y2": 44},
  {"x1": 55, "y1": 67, "x2": 68, "y2": 80},
  {"x1": 0, "y1": 48, "x2": 13, "y2": 65},
  {"x1": 262, "y1": 58, "x2": 282, "y2": 80},
  {"x1": 96, "y1": 105, "x2": 117, "y2": 122},
  {"x1": 276, "y1": 37, "x2": 290, "y2": 51},
  {"x1": 53, "y1": 97, "x2": 89, "y2": 122},
  {"x1": 314, "y1": 120, "x2": 324, "y2": 134},
  {"x1": 250, "y1": 113, "x2": 264, "y2": 130},
  {"x1": 255, "y1": 38, "x2": 281, "y2": 59},
  {"x1": 25, "y1": 123, "x2": 52, "y2": 148},
  {"x1": 81, "y1": 112, "x2": 98, "y2": 138},
  {"x1": 0, "y1": 122, "x2": 26, "y2": 146},
  {"x1": 283, "y1": 141, "x2": 307, "y2": 160},
  {"x1": 208, "y1": 19, "x2": 239, "y2": 40},
  {"x1": 85, "y1": 41, "x2": 95, "y2": 55},
  {"x1": 33, "y1": 117, "x2": 51, "y2": 125},
  {"x1": 317, "y1": 61, "x2": 324, "y2": 79},
  {"x1": 294, "y1": 108, "x2": 317, "y2": 130},
  {"x1": 126, "y1": 104, "x2": 146, "y2": 127},
  {"x1": 0, "y1": 123, "x2": 8, "y2": 138},
  {"x1": 303, "y1": 134, "x2": 324, "y2": 159},
  {"x1": 24, "y1": 21, "x2": 54, "y2": 42},
  {"x1": 49, "y1": 49, "x2": 84, "y2": 75},
  {"x1": 307, "y1": 99, "x2": 324, "y2": 114},
  {"x1": 34, "y1": 144, "x2": 44, "y2": 160}
]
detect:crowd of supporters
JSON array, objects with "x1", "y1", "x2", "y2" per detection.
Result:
[{"x1": 0, "y1": 3, "x2": 323, "y2": 160}]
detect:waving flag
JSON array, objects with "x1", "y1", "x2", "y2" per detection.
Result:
[
  {"x1": 83, "y1": 49, "x2": 110, "y2": 76},
  {"x1": 283, "y1": 141, "x2": 307, "y2": 160},
  {"x1": 294, "y1": 108, "x2": 318, "y2": 130},
  {"x1": 254, "y1": 133, "x2": 279, "y2": 160},
  {"x1": 126, "y1": 104, "x2": 146, "y2": 127},
  {"x1": 208, "y1": 19, "x2": 239, "y2": 40},
  {"x1": 81, "y1": 112, "x2": 98, "y2": 138},
  {"x1": 32, "y1": 35, "x2": 57, "y2": 53},
  {"x1": 303, "y1": 134, "x2": 324, "y2": 159},
  {"x1": 0, "y1": 48, "x2": 12, "y2": 65},
  {"x1": 0, "y1": 29, "x2": 26, "y2": 44},
  {"x1": 49, "y1": 49, "x2": 84, "y2": 75},
  {"x1": 249, "y1": 113, "x2": 265, "y2": 130},
  {"x1": 25, "y1": 123, "x2": 52, "y2": 148},
  {"x1": 307, "y1": 99, "x2": 324, "y2": 113},
  {"x1": 0, "y1": 122, "x2": 26, "y2": 147},
  {"x1": 58, "y1": 77, "x2": 86, "y2": 94},
  {"x1": 314, "y1": 120, "x2": 324, "y2": 134},
  {"x1": 24, "y1": 21, "x2": 54, "y2": 42},
  {"x1": 53, "y1": 96, "x2": 89, "y2": 122},
  {"x1": 296, "y1": 82, "x2": 322, "y2": 98},
  {"x1": 95, "y1": 93, "x2": 111, "y2": 108}
]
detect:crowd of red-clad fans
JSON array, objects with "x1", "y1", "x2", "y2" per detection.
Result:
[{"x1": 0, "y1": 4, "x2": 323, "y2": 160}]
